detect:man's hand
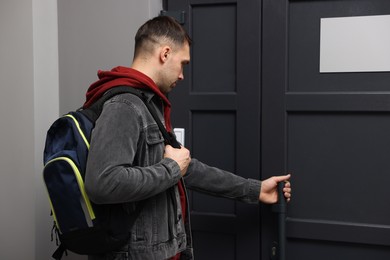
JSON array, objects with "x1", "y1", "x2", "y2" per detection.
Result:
[
  {"x1": 259, "y1": 174, "x2": 291, "y2": 204},
  {"x1": 164, "y1": 145, "x2": 191, "y2": 176}
]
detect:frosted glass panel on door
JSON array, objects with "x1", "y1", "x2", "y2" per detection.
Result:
[{"x1": 320, "y1": 15, "x2": 390, "y2": 73}]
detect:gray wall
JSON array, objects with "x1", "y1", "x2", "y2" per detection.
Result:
[
  {"x1": 1, "y1": 0, "x2": 58, "y2": 259},
  {"x1": 0, "y1": 0, "x2": 161, "y2": 259},
  {"x1": 0, "y1": 0, "x2": 35, "y2": 259},
  {"x1": 58, "y1": 0, "x2": 162, "y2": 114}
]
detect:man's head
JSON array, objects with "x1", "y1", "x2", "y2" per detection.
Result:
[
  {"x1": 132, "y1": 16, "x2": 192, "y2": 94},
  {"x1": 134, "y1": 16, "x2": 191, "y2": 59}
]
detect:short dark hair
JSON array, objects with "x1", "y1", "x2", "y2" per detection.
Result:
[{"x1": 134, "y1": 16, "x2": 192, "y2": 58}]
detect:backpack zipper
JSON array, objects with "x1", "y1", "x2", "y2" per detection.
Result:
[
  {"x1": 64, "y1": 114, "x2": 90, "y2": 149},
  {"x1": 44, "y1": 157, "x2": 96, "y2": 231}
]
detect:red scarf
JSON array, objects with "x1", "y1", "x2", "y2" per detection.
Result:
[{"x1": 83, "y1": 66, "x2": 173, "y2": 132}]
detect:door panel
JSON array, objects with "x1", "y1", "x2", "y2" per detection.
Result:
[
  {"x1": 263, "y1": 0, "x2": 390, "y2": 259},
  {"x1": 288, "y1": 0, "x2": 390, "y2": 92},
  {"x1": 166, "y1": 0, "x2": 262, "y2": 259},
  {"x1": 288, "y1": 240, "x2": 390, "y2": 260},
  {"x1": 192, "y1": 5, "x2": 237, "y2": 92}
]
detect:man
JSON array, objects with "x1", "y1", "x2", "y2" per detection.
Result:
[{"x1": 84, "y1": 16, "x2": 291, "y2": 260}]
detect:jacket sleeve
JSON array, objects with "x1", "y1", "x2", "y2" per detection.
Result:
[
  {"x1": 183, "y1": 158, "x2": 261, "y2": 204},
  {"x1": 84, "y1": 96, "x2": 182, "y2": 204}
]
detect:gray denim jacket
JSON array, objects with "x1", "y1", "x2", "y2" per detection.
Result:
[{"x1": 85, "y1": 90, "x2": 261, "y2": 260}]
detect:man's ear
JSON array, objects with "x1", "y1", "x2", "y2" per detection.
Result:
[{"x1": 160, "y1": 46, "x2": 171, "y2": 63}]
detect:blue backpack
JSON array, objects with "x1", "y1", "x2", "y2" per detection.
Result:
[{"x1": 43, "y1": 87, "x2": 181, "y2": 259}]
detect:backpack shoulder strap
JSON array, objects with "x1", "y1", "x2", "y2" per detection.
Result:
[
  {"x1": 80, "y1": 86, "x2": 181, "y2": 148},
  {"x1": 80, "y1": 86, "x2": 140, "y2": 123}
]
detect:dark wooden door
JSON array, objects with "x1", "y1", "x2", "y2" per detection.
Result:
[
  {"x1": 165, "y1": 0, "x2": 262, "y2": 259},
  {"x1": 262, "y1": 0, "x2": 390, "y2": 259}
]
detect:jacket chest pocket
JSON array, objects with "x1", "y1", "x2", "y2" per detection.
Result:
[{"x1": 145, "y1": 124, "x2": 165, "y2": 162}]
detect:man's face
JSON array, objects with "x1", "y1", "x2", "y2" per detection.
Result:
[{"x1": 159, "y1": 42, "x2": 190, "y2": 94}]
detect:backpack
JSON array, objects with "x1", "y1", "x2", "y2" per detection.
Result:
[{"x1": 43, "y1": 86, "x2": 181, "y2": 259}]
